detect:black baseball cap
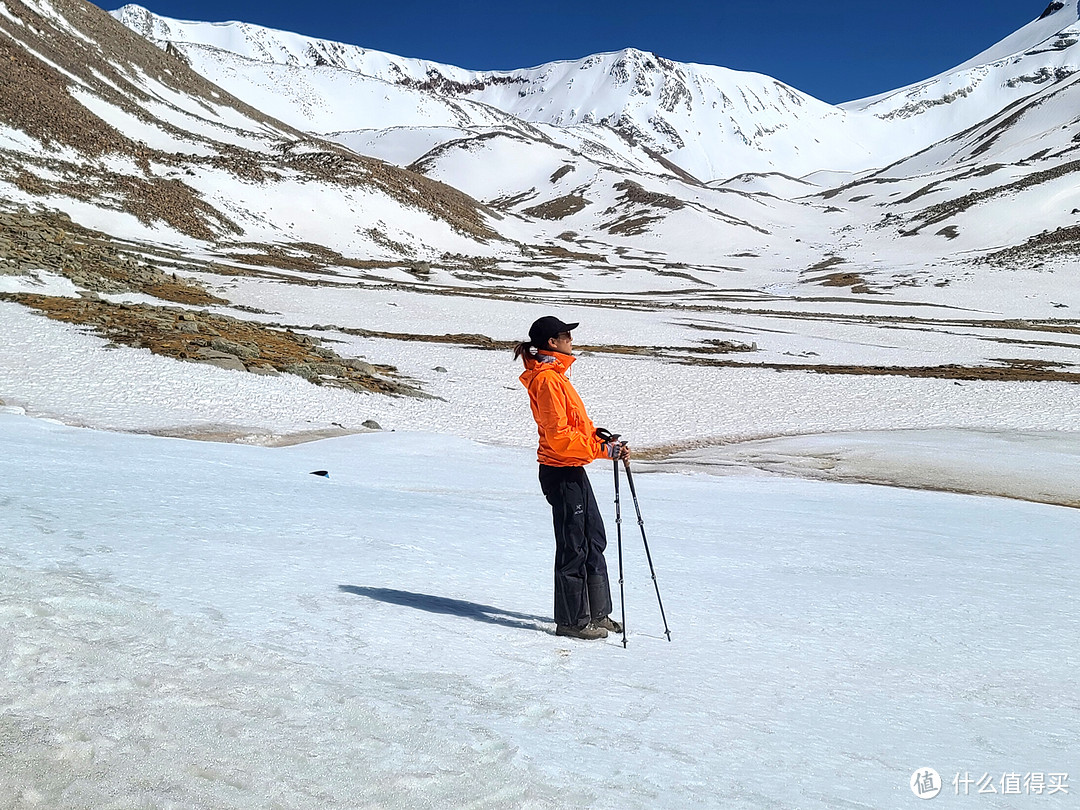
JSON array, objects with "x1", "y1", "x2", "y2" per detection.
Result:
[{"x1": 529, "y1": 316, "x2": 579, "y2": 346}]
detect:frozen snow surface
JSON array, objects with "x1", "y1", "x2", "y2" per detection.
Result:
[
  {"x1": 1, "y1": 412, "x2": 1078, "y2": 809},
  {"x1": 658, "y1": 430, "x2": 1080, "y2": 509}
]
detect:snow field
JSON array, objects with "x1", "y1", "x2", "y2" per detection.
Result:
[
  {"x1": 0, "y1": 412, "x2": 1077, "y2": 808},
  {"x1": 4, "y1": 300, "x2": 1080, "y2": 457}
]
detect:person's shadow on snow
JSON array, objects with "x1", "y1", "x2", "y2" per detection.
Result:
[{"x1": 338, "y1": 585, "x2": 550, "y2": 632}]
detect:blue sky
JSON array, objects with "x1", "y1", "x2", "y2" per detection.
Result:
[{"x1": 117, "y1": 0, "x2": 1049, "y2": 103}]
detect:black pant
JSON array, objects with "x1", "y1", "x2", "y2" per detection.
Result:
[{"x1": 539, "y1": 464, "x2": 613, "y2": 628}]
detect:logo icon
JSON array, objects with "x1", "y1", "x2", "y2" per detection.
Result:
[{"x1": 911, "y1": 768, "x2": 942, "y2": 799}]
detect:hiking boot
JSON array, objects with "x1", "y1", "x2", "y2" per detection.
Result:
[
  {"x1": 593, "y1": 615, "x2": 622, "y2": 633},
  {"x1": 555, "y1": 622, "x2": 608, "y2": 640}
]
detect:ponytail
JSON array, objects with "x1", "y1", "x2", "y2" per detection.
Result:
[{"x1": 513, "y1": 340, "x2": 534, "y2": 362}]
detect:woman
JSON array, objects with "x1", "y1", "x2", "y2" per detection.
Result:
[{"x1": 515, "y1": 315, "x2": 628, "y2": 640}]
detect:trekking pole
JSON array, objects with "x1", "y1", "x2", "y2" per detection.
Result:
[
  {"x1": 598, "y1": 428, "x2": 629, "y2": 647},
  {"x1": 622, "y1": 457, "x2": 671, "y2": 642},
  {"x1": 613, "y1": 455, "x2": 628, "y2": 648}
]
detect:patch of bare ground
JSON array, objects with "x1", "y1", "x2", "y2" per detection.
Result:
[
  {"x1": 612, "y1": 180, "x2": 685, "y2": 210},
  {"x1": 0, "y1": 0, "x2": 268, "y2": 240},
  {"x1": 803, "y1": 255, "x2": 846, "y2": 274},
  {"x1": 801, "y1": 256, "x2": 880, "y2": 294},
  {"x1": 3, "y1": 293, "x2": 428, "y2": 396},
  {"x1": 448, "y1": 264, "x2": 562, "y2": 282},
  {"x1": 679, "y1": 339, "x2": 758, "y2": 354},
  {"x1": 550, "y1": 165, "x2": 574, "y2": 183},
  {"x1": 0, "y1": 0, "x2": 497, "y2": 246},
  {"x1": 0, "y1": 207, "x2": 224, "y2": 305},
  {"x1": 633, "y1": 430, "x2": 820, "y2": 461},
  {"x1": 603, "y1": 213, "x2": 664, "y2": 236},
  {"x1": 641, "y1": 267, "x2": 713, "y2": 285},
  {"x1": 523, "y1": 194, "x2": 590, "y2": 220},
  {"x1": 222, "y1": 250, "x2": 338, "y2": 274},
  {"x1": 667, "y1": 301, "x2": 1080, "y2": 338},
  {"x1": 536, "y1": 245, "x2": 608, "y2": 263},
  {"x1": 407, "y1": 131, "x2": 514, "y2": 175},
  {"x1": 1, "y1": 149, "x2": 242, "y2": 243},
  {"x1": 488, "y1": 189, "x2": 540, "y2": 210},
  {"x1": 669, "y1": 355, "x2": 1080, "y2": 383},
  {"x1": 211, "y1": 246, "x2": 446, "y2": 285},
  {"x1": 221, "y1": 242, "x2": 410, "y2": 275},
  {"x1": 399, "y1": 71, "x2": 526, "y2": 96},
  {"x1": 364, "y1": 228, "x2": 415, "y2": 257},
  {"x1": 981, "y1": 335, "x2": 1080, "y2": 349},
  {"x1": 0, "y1": 16, "x2": 123, "y2": 158},
  {"x1": 980, "y1": 224, "x2": 1080, "y2": 265},
  {"x1": 642, "y1": 146, "x2": 702, "y2": 185},
  {"x1": 805, "y1": 272, "x2": 881, "y2": 295},
  {"x1": 597, "y1": 180, "x2": 687, "y2": 236}
]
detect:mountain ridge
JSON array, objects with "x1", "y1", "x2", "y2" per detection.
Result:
[{"x1": 112, "y1": 2, "x2": 1080, "y2": 181}]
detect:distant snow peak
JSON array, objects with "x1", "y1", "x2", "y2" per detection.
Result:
[{"x1": 110, "y1": 1, "x2": 1080, "y2": 179}]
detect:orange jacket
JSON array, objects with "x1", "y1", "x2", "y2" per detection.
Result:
[{"x1": 519, "y1": 351, "x2": 605, "y2": 467}]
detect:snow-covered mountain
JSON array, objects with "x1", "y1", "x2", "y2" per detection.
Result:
[
  {"x1": 848, "y1": 0, "x2": 1080, "y2": 113},
  {"x1": 110, "y1": 3, "x2": 881, "y2": 180},
  {"x1": 0, "y1": 0, "x2": 509, "y2": 263},
  {"x1": 113, "y1": 1, "x2": 1080, "y2": 181}
]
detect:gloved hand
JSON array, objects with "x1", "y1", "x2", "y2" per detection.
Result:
[{"x1": 603, "y1": 439, "x2": 630, "y2": 460}]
